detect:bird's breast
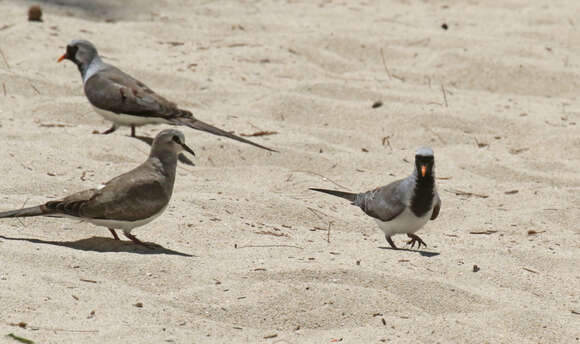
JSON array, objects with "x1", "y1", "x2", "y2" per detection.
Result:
[
  {"x1": 92, "y1": 106, "x2": 169, "y2": 126},
  {"x1": 374, "y1": 207, "x2": 432, "y2": 236}
]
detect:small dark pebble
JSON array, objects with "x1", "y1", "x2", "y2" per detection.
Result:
[
  {"x1": 441, "y1": 23, "x2": 448, "y2": 30},
  {"x1": 473, "y1": 265, "x2": 480, "y2": 272},
  {"x1": 372, "y1": 100, "x2": 383, "y2": 108},
  {"x1": 28, "y1": 5, "x2": 42, "y2": 22}
]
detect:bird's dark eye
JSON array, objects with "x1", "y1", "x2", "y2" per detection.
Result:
[{"x1": 172, "y1": 135, "x2": 182, "y2": 144}]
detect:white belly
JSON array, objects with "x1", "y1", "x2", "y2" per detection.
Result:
[
  {"x1": 85, "y1": 206, "x2": 167, "y2": 233},
  {"x1": 93, "y1": 106, "x2": 170, "y2": 127},
  {"x1": 374, "y1": 207, "x2": 431, "y2": 236}
]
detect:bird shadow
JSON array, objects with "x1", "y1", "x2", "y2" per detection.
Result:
[
  {"x1": 36, "y1": 0, "x2": 153, "y2": 22},
  {"x1": 378, "y1": 246, "x2": 440, "y2": 257},
  {"x1": 131, "y1": 135, "x2": 195, "y2": 166},
  {"x1": 0, "y1": 235, "x2": 195, "y2": 257}
]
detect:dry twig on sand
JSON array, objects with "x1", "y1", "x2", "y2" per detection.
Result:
[
  {"x1": 240, "y1": 131, "x2": 278, "y2": 137},
  {"x1": 236, "y1": 244, "x2": 302, "y2": 249},
  {"x1": 0, "y1": 45, "x2": 10, "y2": 69},
  {"x1": 380, "y1": 48, "x2": 392, "y2": 80},
  {"x1": 441, "y1": 84, "x2": 448, "y2": 107},
  {"x1": 445, "y1": 188, "x2": 489, "y2": 199},
  {"x1": 469, "y1": 230, "x2": 497, "y2": 235},
  {"x1": 295, "y1": 170, "x2": 350, "y2": 190}
]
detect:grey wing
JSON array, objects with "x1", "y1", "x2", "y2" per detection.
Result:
[
  {"x1": 430, "y1": 191, "x2": 441, "y2": 220},
  {"x1": 84, "y1": 65, "x2": 185, "y2": 119},
  {"x1": 355, "y1": 180, "x2": 406, "y2": 222},
  {"x1": 81, "y1": 172, "x2": 170, "y2": 222}
]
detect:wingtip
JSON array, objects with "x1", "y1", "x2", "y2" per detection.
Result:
[{"x1": 174, "y1": 117, "x2": 279, "y2": 153}]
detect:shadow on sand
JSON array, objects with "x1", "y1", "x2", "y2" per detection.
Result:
[
  {"x1": 0, "y1": 234, "x2": 195, "y2": 257},
  {"x1": 35, "y1": 0, "x2": 155, "y2": 22},
  {"x1": 378, "y1": 246, "x2": 440, "y2": 257}
]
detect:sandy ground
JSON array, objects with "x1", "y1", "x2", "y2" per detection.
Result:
[{"x1": 0, "y1": 0, "x2": 579, "y2": 343}]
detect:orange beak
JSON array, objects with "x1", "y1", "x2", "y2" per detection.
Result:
[
  {"x1": 421, "y1": 165, "x2": 427, "y2": 177},
  {"x1": 57, "y1": 53, "x2": 67, "y2": 63}
]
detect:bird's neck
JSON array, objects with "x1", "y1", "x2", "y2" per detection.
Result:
[
  {"x1": 409, "y1": 172, "x2": 435, "y2": 218},
  {"x1": 79, "y1": 56, "x2": 102, "y2": 82},
  {"x1": 148, "y1": 152, "x2": 178, "y2": 193}
]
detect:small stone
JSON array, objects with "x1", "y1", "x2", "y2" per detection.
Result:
[{"x1": 28, "y1": 6, "x2": 43, "y2": 22}]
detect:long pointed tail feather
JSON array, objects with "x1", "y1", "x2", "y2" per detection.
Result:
[
  {"x1": 0, "y1": 205, "x2": 45, "y2": 218},
  {"x1": 309, "y1": 188, "x2": 357, "y2": 202},
  {"x1": 172, "y1": 117, "x2": 278, "y2": 152}
]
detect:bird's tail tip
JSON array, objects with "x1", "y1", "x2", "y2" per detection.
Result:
[
  {"x1": 172, "y1": 117, "x2": 278, "y2": 152},
  {"x1": 0, "y1": 206, "x2": 44, "y2": 218},
  {"x1": 309, "y1": 188, "x2": 356, "y2": 202}
]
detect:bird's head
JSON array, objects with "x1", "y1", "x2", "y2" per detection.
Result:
[
  {"x1": 57, "y1": 39, "x2": 99, "y2": 68},
  {"x1": 414, "y1": 147, "x2": 435, "y2": 179},
  {"x1": 153, "y1": 129, "x2": 195, "y2": 157}
]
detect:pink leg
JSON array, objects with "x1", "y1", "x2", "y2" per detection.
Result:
[{"x1": 109, "y1": 228, "x2": 120, "y2": 240}]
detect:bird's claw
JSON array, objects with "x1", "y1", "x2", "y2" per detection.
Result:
[{"x1": 406, "y1": 234, "x2": 427, "y2": 249}]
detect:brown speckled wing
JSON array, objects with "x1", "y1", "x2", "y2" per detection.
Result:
[
  {"x1": 45, "y1": 163, "x2": 172, "y2": 222},
  {"x1": 84, "y1": 64, "x2": 189, "y2": 120}
]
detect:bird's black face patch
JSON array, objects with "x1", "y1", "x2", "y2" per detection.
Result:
[
  {"x1": 172, "y1": 135, "x2": 182, "y2": 145},
  {"x1": 415, "y1": 155, "x2": 434, "y2": 177},
  {"x1": 411, "y1": 154, "x2": 436, "y2": 217},
  {"x1": 415, "y1": 155, "x2": 434, "y2": 164},
  {"x1": 66, "y1": 44, "x2": 79, "y2": 63},
  {"x1": 170, "y1": 134, "x2": 195, "y2": 156}
]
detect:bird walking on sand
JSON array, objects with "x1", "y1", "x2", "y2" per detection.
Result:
[
  {"x1": 58, "y1": 39, "x2": 276, "y2": 152},
  {"x1": 310, "y1": 147, "x2": 440, "y2": 249},
  {"x1": 0, "y1": 129, "x2": 195, "y2": 247}
]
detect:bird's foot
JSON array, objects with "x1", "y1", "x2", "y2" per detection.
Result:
[
  {"x1": 123, "y1": 232, "x2": 155, "y2": 249},
  {"x1": 108, "y1": 228, "x2": 120, "y2": 241},
  {"x1": 406, "y1": 233, "x2": 427, "y2": 249},
  {"x1": 130, "y1": 125, "x2": 136, "y2": 137},
  {"x1": 385, "y1": 235, "x2": 398, "y2": 250}
]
